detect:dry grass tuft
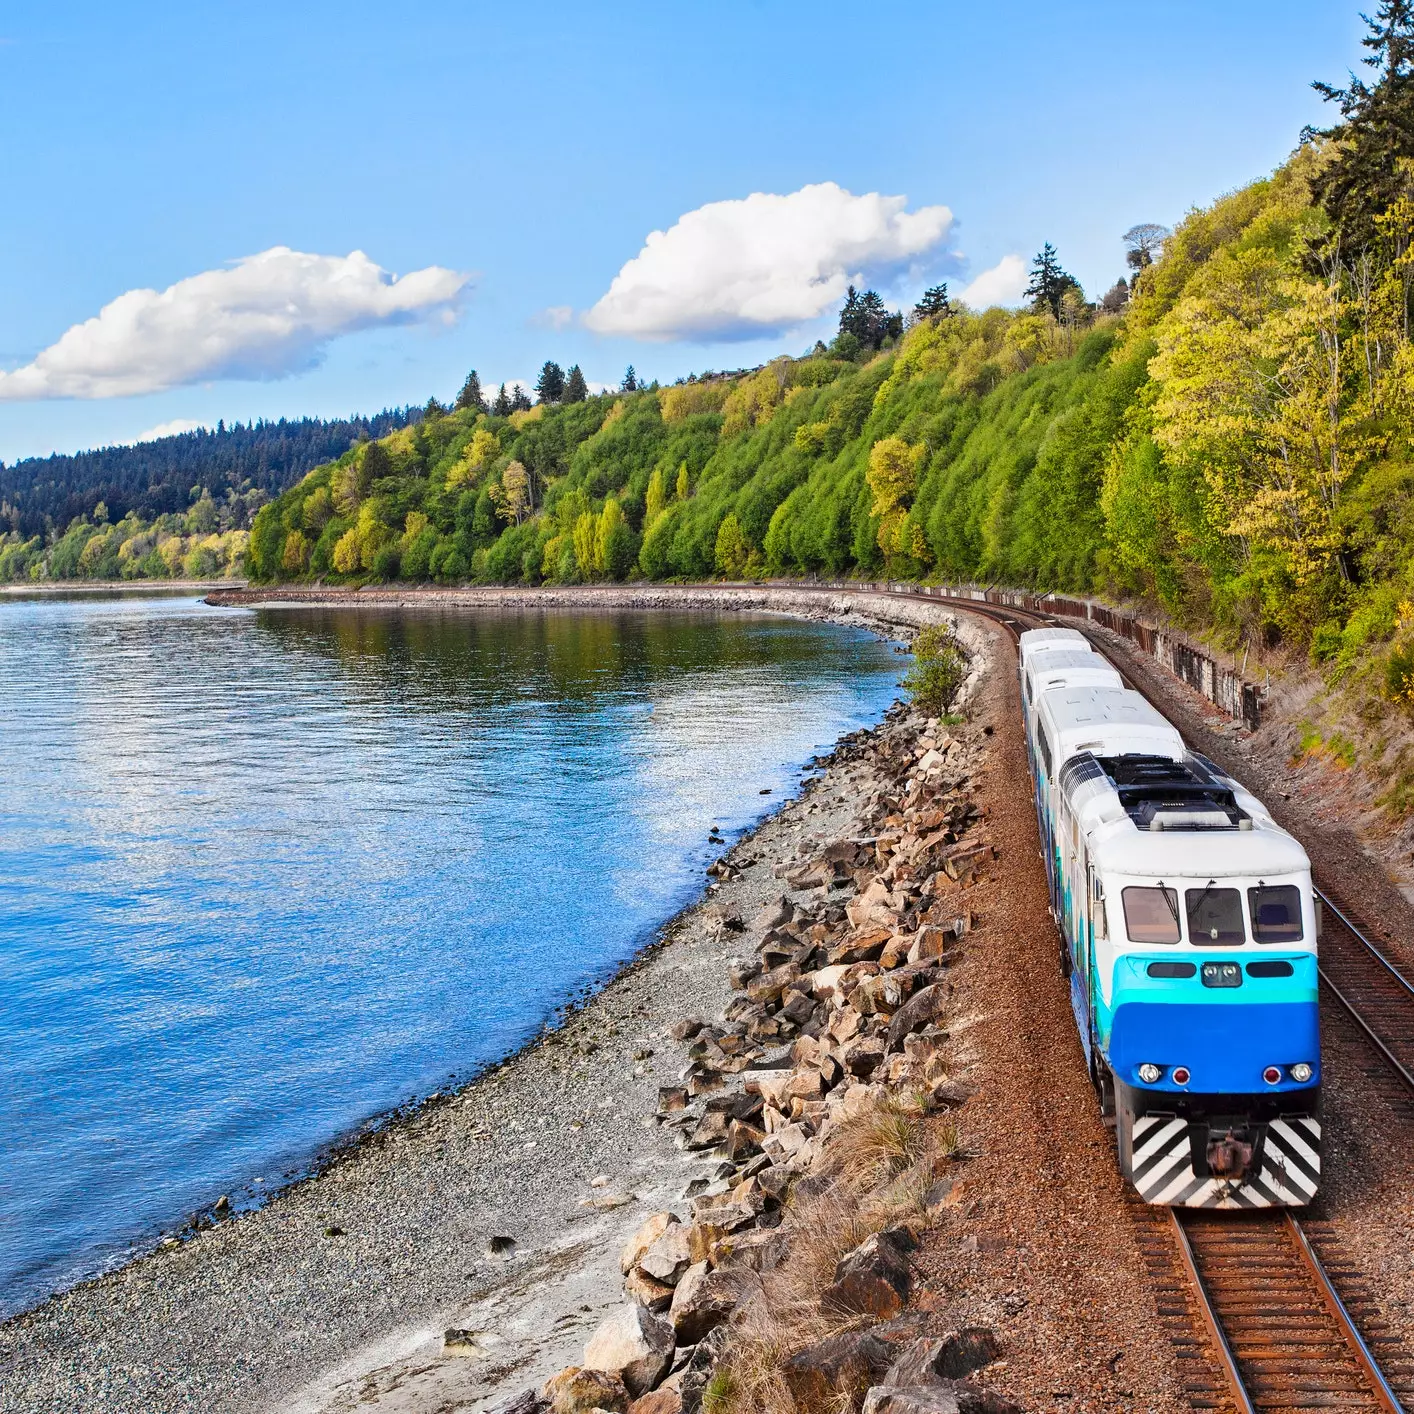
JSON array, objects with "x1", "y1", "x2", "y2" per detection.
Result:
[
  {"x1": 715, "y1": 1093, "x2": 973, "y2": 1413},
  {"x1": 828, "y1": 1092, "x2": 932, "y2": 1190}
]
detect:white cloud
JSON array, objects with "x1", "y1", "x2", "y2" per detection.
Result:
[
  {"x1": 584, "y1": 182, "x2": 955, "y2": 342},
  {"x1": 0, "y1": 247, "x2": 469, "y2": 401},
  {"x1": 957, "y1": 254, "x2": 1029, "y2": 310},
  {"x1": 131, "y1": 418, "x2": 204, "y2": 443},
  {"x1": 537, "y1": 305, "x2": 575, "y2": 330}
]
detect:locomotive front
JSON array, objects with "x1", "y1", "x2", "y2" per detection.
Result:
[{"x1": 1074, "y1": 758, "x2": 1321, "y2": 1208}]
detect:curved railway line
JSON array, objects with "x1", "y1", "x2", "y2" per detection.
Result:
[{"x1": 825, "y1": 583, "x2": 1414, "y2": 1412}]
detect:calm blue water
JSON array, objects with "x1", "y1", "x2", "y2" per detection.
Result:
[{"x1": 0, "y1": 595, "x2": 901, "y2": 1315}]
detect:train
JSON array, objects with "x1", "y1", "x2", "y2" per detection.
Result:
[{"x1": 1020, "y1": 627, "x2": 1321, "y2": 1208}]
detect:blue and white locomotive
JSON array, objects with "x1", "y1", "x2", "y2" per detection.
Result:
[{"x1": 1019, "y1": 628, "x2": 1321, "y2": 1208}]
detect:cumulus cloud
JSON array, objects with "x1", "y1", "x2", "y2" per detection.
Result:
[
  {"x1": 131, "y1": 418, "x2": 204, "y2": 443},
  {"x1": 0, "y1": 248, "x2": 469, "y2": 401},
  {"x1": 584, "y1": 182, "x2": 955, "y2": 342},
  {"x1": 957, "y1": 254, "x2": 1029, "y2": 310}
]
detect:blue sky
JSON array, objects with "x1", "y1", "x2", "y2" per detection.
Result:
[{"x1": 0, "y1": 1, "x2": 1367, "y2": 462}]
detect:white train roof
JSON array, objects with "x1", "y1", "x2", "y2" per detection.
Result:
[
  {"x1": 1037, "y1": 685, "x2": 1184, "y2": 765},
  {"x1": 1025, "y1": 646, "x2": 1123, "y2": 695},
  {"x1": 1060, "y1": 749, "x2": 1310, "y2": 879},
  {"x1": 1018, "y1": 626, "x2": 1089, "y2": 668}
]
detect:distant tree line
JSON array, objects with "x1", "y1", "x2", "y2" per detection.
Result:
[{"x1": 0, "y1": 410, "x2": 421, "y2": 538}]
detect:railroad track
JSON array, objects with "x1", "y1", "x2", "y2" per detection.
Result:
[{"x1": 843, "y1": 585, "x2": 1414, "y2": 1412}]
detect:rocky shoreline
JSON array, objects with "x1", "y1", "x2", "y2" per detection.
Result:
[{"x1": 0, "y1": 593, "x2": 989, "y2": 1414}]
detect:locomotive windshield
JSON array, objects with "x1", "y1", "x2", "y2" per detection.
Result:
[
  {"x1": 1249, "y1": 884, "x2": 1303, "y2": 942},
  {"x1": 1185, "y1": 885, "x2": 1245, "y2": 945},
  {"x1": 1121, "y1": 886, "x2": 1180, "y2": 943}
]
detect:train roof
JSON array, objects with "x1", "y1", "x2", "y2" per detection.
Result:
[
  {"x1": 1018, "y1": 626, "x2": 1089, "y2": 668},
  {"x1": 1060, "y1": 750, "x2": 1310, "y2": 878},
  {"x1": 1036, "y1": 685, "x2": 1184, "y2": 765},
  {"x1": 1031, "y1": 662, "x2": 1126, "y2": 696}
]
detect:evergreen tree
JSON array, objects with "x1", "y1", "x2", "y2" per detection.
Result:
[
  {"x1": 1024, "y1": 243, "x2": 1082, "y2": 318},
  {"x1": 492, "y1": 383, "x2": 512, "y2": 417},
  {"x1": 1310, "y1": 1, "x2": 1414, "y2": 250},
  {"x1": 455, "y1": 369, "x2": 486, "y2": 413},
  {"x1": 837, "y1": 286, "x2": 904, "y2": 350},
  {"x1": 563, "y1": 365, "x2": 589, "y2": 403},
  {"x1": 622, "y1": 365, "x2": 638, "y2": 392},
  {"x1": 510, "y1": 384, "x2": 533, "y2": 413},
  {"x1": 912, "y1": 284, "x2": 951, "y2": 322},
  {"x1": 535, "y1": 361, "x2": 566, "y2": 404}
]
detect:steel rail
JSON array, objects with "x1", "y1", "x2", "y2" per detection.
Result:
[
  {"x1": 1168, "y1": 1210, "x2": 1258, "y2": 1414},
  {"x1": 1316, "y1": 887, "x2": 1414, "y2": 1003},
  {"x1": 1286, "y1": 1214, "x2": 1406, "y2": 1414}
]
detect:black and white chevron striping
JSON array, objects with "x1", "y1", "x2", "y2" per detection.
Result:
[{"x1": 1129, "y1": 1114, "x2": 1320, "y2": 1207}]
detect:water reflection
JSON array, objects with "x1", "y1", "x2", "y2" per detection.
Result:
[{"x1": 0, "y1": 597, "x2": 901, "y2": 1315}]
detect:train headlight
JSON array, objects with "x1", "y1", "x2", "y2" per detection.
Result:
[
  {"x1": 1262, "y1": 1065, "x2": 1282, "y2": 1085},
  {"x1": 1290, "y1": 1062, "x2": 1314, "y2": 1083},
  {"x1": 1138, "y1": 1063, "x2": 1163, "y2": 1084}
]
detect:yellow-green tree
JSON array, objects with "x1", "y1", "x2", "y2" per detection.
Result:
[
  {"x1": 866, "y1": 436, "x2": 927, "y2": 563},
  {"x1": 645, "y1": 467, "x2": 667, "y2": 526},
  {"x1": 715, "y1": 513, "x2": 749, "y2": 577}
]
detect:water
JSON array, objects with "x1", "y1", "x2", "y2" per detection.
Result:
[{"x1": 0, "y1": 594, "x2": 902, "y2": 1316}]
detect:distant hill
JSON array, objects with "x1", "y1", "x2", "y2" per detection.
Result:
[{"x1": 0, "y1": 411, "x2": 421, "y2": 537}]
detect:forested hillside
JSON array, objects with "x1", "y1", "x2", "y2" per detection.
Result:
[
  {"x1": 245, "y1": 0, "x2": 1414, "y2": 670},
  {"x1": 0, "y1": 409, "x2": 418, "y2": 581}
]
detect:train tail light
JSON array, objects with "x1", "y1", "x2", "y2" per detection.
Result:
[
  {"x1": 1262, "y1": 1065, "x2": 1282, "y2": 1085},
  {"x1": 1172, "y1": 1066, "x2": 1191, "y2": 1087}
]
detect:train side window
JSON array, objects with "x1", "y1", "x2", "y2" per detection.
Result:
[
  {"x1": 1038, "y1": 729, "x2": 1052, "y2": 778},
  {"x1": 1122, "y1": 886, "x2": 1181, "y2": 943},
  {"x1": 1247, "y1": 885, "x2": 1303, "y2": 943},
  {"x1": 1024, "y1": 673, "x2": 1032, "y2": 704},
  {"x1": 1147, "y1": 961, "x2": 1196, "y2": 978},
  {"x1": 1246, "y1": 959, "x2": 1294, "y2": 977},
  {"x1": 1186, "y1": 886, "x2": 1245, "y2": 945}
]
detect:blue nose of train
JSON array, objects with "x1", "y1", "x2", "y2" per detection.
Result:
[{"x1": 1105, "y1": 954, "x2": 1320, "y2": 1093}]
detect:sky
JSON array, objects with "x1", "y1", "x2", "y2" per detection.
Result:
[{"x1": 0, "y1": 0, "x2": 1370, "y2": 463}]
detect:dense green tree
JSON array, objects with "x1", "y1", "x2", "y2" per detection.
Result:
[
  {"x1": 492, "y1": 383, "x2": 513, "y2": 416},
  {"x1": 563, "y1": 365, "x2": 588, "y2": 403},
  {"x1": 510, "y1": 384, "x2": 533, "y2": 413},
  {"x1": 1024, "y1": 243, "x2": 1083, "y2": 318},
  {"x1": 838, "y1": 286, "x2": 903, "y2": 350},
  {"x1": 622, "y1": 365, "x2": 638, "y2": 392},
  {"x1": 455, "y1": 369, "x2": 486, "y2": 413},
  {"x1": 535, "y1": 362, "x2": 566, "y2": 404},
  {"x1": 912, "y1": 284, "x2": 951, "y2": 322},
  {"x1": 1310, "y1": 1, "x2": 1414, "y2": 251}
]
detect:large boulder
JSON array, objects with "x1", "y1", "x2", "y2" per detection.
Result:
[
  {"x1": 782, "y1": 1328, "x2": 895, "y2": 1407},
  {"x1": 825, "y1": 1230, "x2": 915, "y2": 1318},
  {"x1": 638, "y1": 1221, "x2": 693, "y2": 1286},
  {"x1": 621, "y1": 1214, "x2": 678, "y2": 1275},
  {"x1": 669, "y1": 1261, "x2": 760, "y2": 1344},
  {"x1": 861, "y1": 1383, "x2": 1021, "y2": 1414},
  {"x1": 627, "y1": 1389, "x2": 683, "y2": 1414},
  {"x1": 583, "y1": 1305, "x2": 675, "y2": 1398},
  {"x1": 884, "y1": 1330, "x2": 1002, "y2": 1386},
  {"x1": 542, "y1": 1365, "x2": 629, "y2": 1414}
]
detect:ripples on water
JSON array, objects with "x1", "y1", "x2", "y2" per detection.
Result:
[{"x1": 0, "y1": 594, "x2": 902, "y2": 1315}]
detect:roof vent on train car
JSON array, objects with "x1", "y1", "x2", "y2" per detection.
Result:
[{"x1": 1093, "y1": 755, "x2": 1252, "y2": 832}]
